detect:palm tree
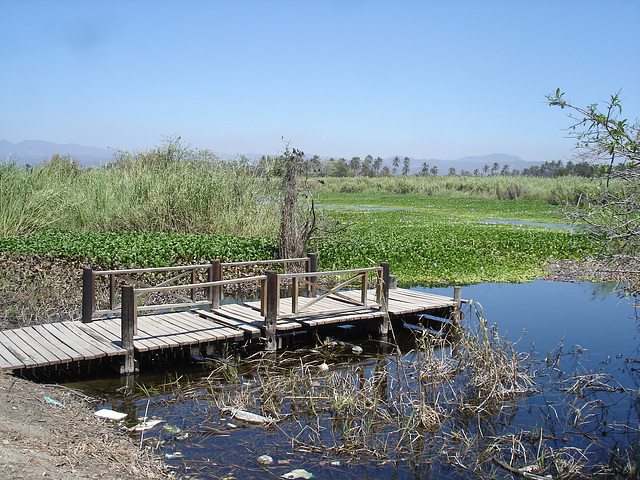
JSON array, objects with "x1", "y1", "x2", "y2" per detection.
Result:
[
  {"x1": 420, "y1": 162, "x2": 430, "y2": 176},
  {"x1": 392, "y1": 156, "x2": 400, "y2": 175},
  {"x1": 402, "y1": 157, "x2": 411, "y2": 175},
  {"x1": 349, "y1": 156, "x2": 361, "y2": 174},
  {"x1": 373, "y1": 157, "x2": 383, "y2": 174}
]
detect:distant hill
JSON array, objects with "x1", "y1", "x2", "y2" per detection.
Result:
[{"x1": 0, "y1": 140, "x2": 113, "y2": 167}]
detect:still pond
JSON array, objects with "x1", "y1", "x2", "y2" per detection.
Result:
[{"x1": 69, "y1": 280, "x2": 639, "y2": 479}]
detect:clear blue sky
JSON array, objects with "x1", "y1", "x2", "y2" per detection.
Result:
[{"x1": 1, "y1": 0, "x2": 638, "y2": 162}]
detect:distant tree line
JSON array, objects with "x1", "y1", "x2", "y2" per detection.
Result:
[{"x1": 256, "y1": 154, "x2": 604, "y2": 179}]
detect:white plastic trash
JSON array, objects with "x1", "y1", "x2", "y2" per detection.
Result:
[{"x1": 94, "y1": 409, "x2": 128, "y2": 421}]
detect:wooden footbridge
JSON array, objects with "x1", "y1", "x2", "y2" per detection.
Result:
[{"x1": 0, "y1": 255, "x2": 463, "y2": 375}]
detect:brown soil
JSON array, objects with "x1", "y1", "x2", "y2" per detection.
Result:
[{"x1": 0, "y1": 372, "x2": 170, "y2": 479}]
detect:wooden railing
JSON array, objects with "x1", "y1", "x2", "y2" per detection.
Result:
[
  {"x1": 82, "y1": 255, "x2": 317, "y2": 322},
  {"x1": 83, "y1": 256, "x2": 391, "y2": 370}
]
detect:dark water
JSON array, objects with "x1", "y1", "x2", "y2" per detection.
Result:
[{"x1": 72, "y1": 281, "x2": 639, "y2": 479}]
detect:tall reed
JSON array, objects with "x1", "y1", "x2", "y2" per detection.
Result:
[{"x1": 1, "y1": 146, "x2": 280, "y2": 238}]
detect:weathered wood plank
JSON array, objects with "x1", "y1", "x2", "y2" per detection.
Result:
[
  {"x1": 0, "y1": 333, "x2": 35, "y2": 368},
  {"x1": 195, "y1": 309, "x2": 262, "y2": 339},
  {"x1": 135, "y1": 317, "x2": 194, "y2": 349},
  {"x1": 0, "y1": 330, "x2": 48, "y2": 367},
  {"x1": 0, "y1": 350, "x2": 16, "y2": 370},
  {"x1": 31, "y1": 325, "x2": 86, "y2": 362},
  {"x1": 18, "y1": 327, "x2": 71, "y2": 365},
  {"x1": 63, "y1": 322, "x2": 124, "y2": 357},
  {"x1": 75, "y1": 324, "x2": 126, "y2": 355},
  {"x1": 0, "y1": 341, "x2": 26, "y2": 370},
  {"x1": 154, "y1": 312, "x2": 243, "y2": 343},
  {"x1": 45, "y1": 323, "x2": 105, "y2": 360}
]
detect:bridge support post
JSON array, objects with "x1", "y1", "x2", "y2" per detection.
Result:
[
  {"x1": 265, "y1": 270, "x2": 279, "y2": 352},
  {"x1": 380, "y1": 262, "x2": 390, "y2": 335},
  {"x1": 82, "y1": 267, "x2": 95, "y2": 323},
  {"x1": 306, "y1": 253, "x2": 318, "y2": 298},
  {"x1": 209, "y1": 259, "x2": 222, "y2": 309},
  {"x1": 453, "y1": 286, "x2": 462, "y2": 324},
  {"x1": 121, "y1": 285, "x2": 138, "y2": 374}
]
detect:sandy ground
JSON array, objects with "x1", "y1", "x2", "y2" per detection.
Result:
[{"x1": 0, "y1": 373, "x2": 169, "y2": 480}]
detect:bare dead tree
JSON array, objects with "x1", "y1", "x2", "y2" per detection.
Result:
[{"x1": 277, "y1": 143, "x2": 351, "y2": 263}]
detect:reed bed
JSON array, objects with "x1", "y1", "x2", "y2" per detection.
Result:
[
  {"x1": 314, "y1": 175, "x2": 600, "y2": 203},
  {"x1": 1, "y1": 149, "x2": 280, "y2": 238}
]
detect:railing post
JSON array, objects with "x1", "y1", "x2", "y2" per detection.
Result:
[
  {"x1": 292, "y1": 277, "x2": 299, "y2": 314},
  {"x1": 121, "y1": 285, "x2": 138, "y2": 374},
  {"x1": 361, "y1": 271, "x2": 368, "y2": 307},
  {"x1": 210, "y1": 259, "x2": 221, "y2": 309},
  {"x1": 265, "y1": 270, "x2": 279, "y2": 352},
  {"x1": 380, "y1": 262, "x2": 390, "y2": 335},
  {"x1": 82, "y1": 267, "x2": 95, "y2": 323},
  {"x1": 109, "y1": 274, "x2": 115, "y2": 310},
  {"x1": 191, "y1": 267, "x2": 197, "y2": 301},
  {"x1": 453, "y1": 286, "x2": 462, "y2": 324},
  {"x1": 306, "y1": 253, "x2": 318, "y2": 298}
]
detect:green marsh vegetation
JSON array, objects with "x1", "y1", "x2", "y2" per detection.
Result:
[{"x1": 0, "y1": 138, "x2": 602, "y2": 326}]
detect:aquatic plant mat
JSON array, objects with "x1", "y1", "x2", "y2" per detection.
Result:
[{"x1": 91, "y1": 303, "x2": 639, "y2": 479}]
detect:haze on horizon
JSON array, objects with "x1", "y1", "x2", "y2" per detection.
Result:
[{"x1": 1, "y1": 0, "x2": 638, "y2": 163}]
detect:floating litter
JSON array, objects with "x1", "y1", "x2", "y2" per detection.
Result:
[{"x1": 94, "y1": 409, "x2": 127, "y2": 421}]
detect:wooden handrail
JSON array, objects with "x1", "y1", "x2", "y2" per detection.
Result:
[{"x1": 83, "y1": 256, "x2": 316, "y2": 322}]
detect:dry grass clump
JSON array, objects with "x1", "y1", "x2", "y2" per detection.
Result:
[
  {"x1": 0, "y1": 253, "x2": 85, "y2": 328},
  {"x1": 201, "y1": 305, "x2": 540, "y2": 472},
  {"x1": 182, "y1": 304, "x2": 639, "y2": 478}
]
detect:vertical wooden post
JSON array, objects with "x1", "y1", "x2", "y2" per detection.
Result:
[
  {"x1": 210, "y1": 260, "x2": 221, "y2": 309},
  {"x1": 265, "y1": 270, "x2": 279, "y2": 352},
  {"x1": 191, "y1": 267, "x2": 197, "y2": 302},
  {"x1": 109, "y1": 274, "x2": 115, "y2": 311},
  {"x1": 380, "y1": 262, "x2": 390, "y2": 335},
  {"x1": 260, "y1": 278, "x2": 267, "y2": 316},
  {"x1": 292, "y1": 277, "x2": 299, "y2": 314},
  {"x1": 306, "y1": 253, "x2": 317, "y2": 298},
  {"x1": 361, "y1": 271, "x2": 368, "y2": 307},
  {"x1": 453, "y1": 286, "x2": 462, "y2": 324},
  {"x1": 82, "y1": 267, "x2": 95, "y2": 323},
  {"x1": 451, "y1": 286, "x2": 463, "y2": 358},
  {"x1": 121, "y1": 285, "x2": 137, "y2": 374}
]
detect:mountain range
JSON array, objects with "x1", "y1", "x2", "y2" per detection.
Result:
[{"x1": 0, "y1": 140, "x2": 541, "y2": 173}]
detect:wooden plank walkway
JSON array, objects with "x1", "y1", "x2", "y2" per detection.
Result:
[{"x1": 0, "y1": 287, "x2": 459, "y2": 374}]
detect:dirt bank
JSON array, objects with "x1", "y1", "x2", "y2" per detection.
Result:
[{"x1": 0, "y1": 373, "x2": 169, "y2": 479}]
